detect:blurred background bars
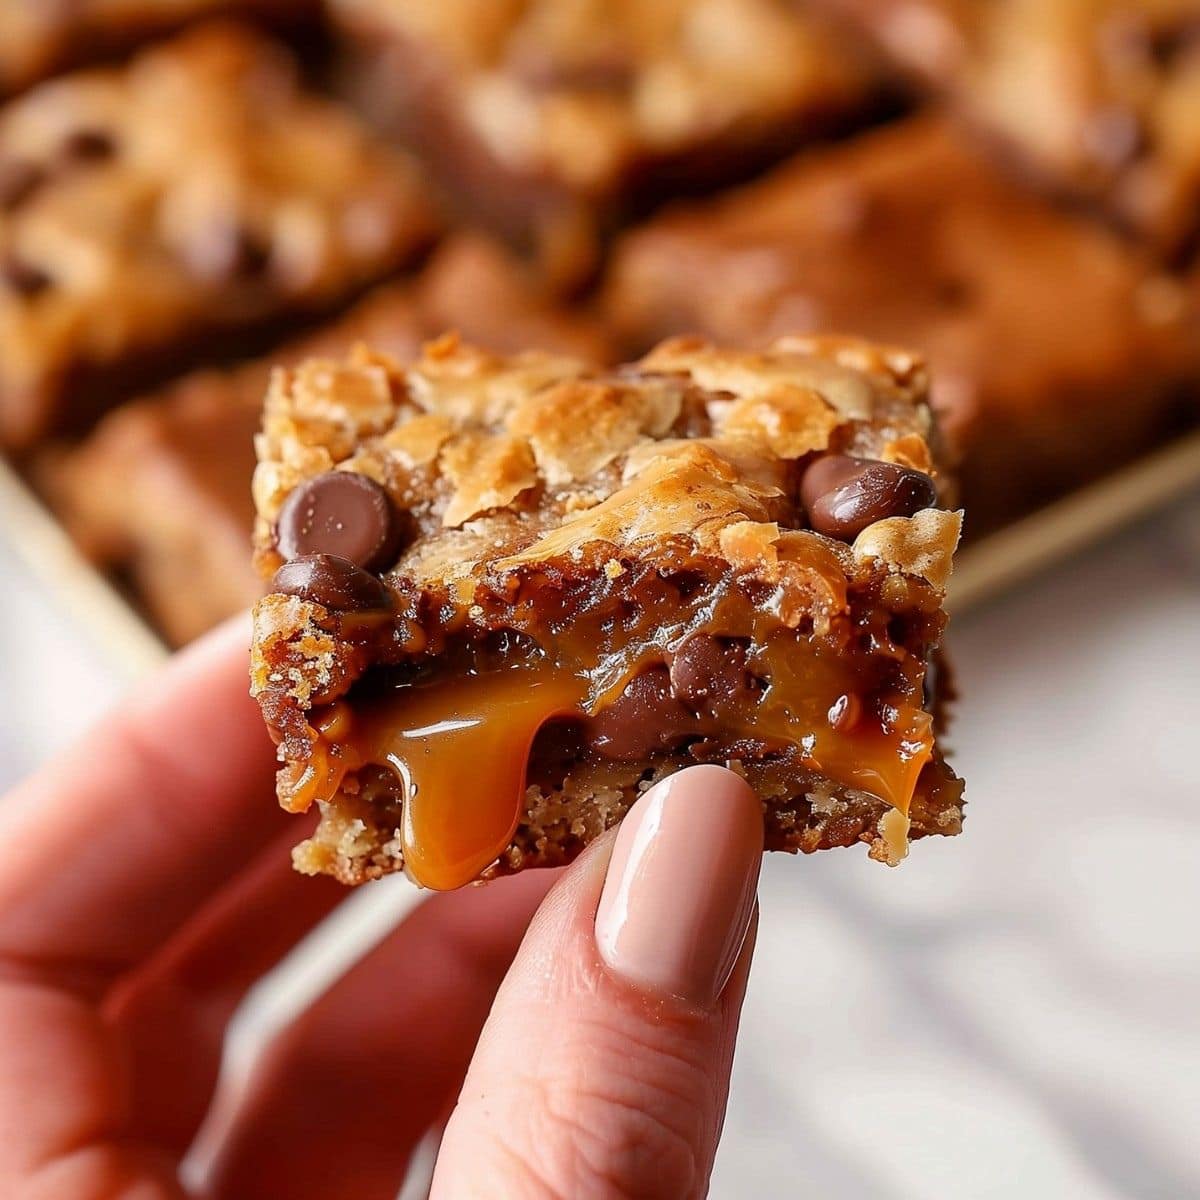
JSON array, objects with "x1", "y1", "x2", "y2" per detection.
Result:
[
  {"x1": 1, "y1": 1, "x2": 1197, "y2": 646},
  {"x1": 0, "y1": 2, "x2": 1197, "y2": 1197}
]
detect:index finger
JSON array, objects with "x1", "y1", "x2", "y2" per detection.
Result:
[
  {"x1": 0, "y1": 614, "x2": 284, "y2": 989},
  {"x1": 432, "y1": 766, "x2": 761, "y2": 1199}
]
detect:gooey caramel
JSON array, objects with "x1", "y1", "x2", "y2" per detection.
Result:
[
  {"x1": 294, "y1": 622, "x2": 933, "y2": 889},
  {"x1": 744, "y1": 631, "x2": 933, "y2": 813},
  {"x1": 302, "y1": 667, "x2": 585, "y2": 890}
]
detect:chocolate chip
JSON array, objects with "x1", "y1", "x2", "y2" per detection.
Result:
[
  {"x1": 0, "y1": 255, "x2": 51, "y2": 297},
  {"x1": 276, "y1": 471, "x2": 404, "y2": 572},
  {"x1": 934, "y1": 275, "x2": 975, "y2": 309},
  {"x1": 669, "y1": 634, "x2": 756, "y2": 708},
  {"x1": 800, "y1": 454, "x2": 937, "y2": 541},
  {"x1": 922, "y1": 655, "x2": 938, "y2": 711},
  {"x1": 516, "y1": 49, "x2": 633, "y2": 92},
  {"x1": 0, "y1": 159, "x2": 45, "y2": 211},
  {"x1": 60, "y1": 129, "x2": 116, "y2": 163},
  {"x1": 272, "y1": 554, "x2": 391, "y2": 612},
  {"x1": 1144, "y1": 18, "x2": 1200, "y2": 68},
  {"x1": 528, "y1": 717, "x2": 588, "y2": 775},
  {"x1": 589, "y1": 665, "x2": 695, "y2": 762}
]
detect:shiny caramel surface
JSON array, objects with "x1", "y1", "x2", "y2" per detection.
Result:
[
  {"x1": 302, "y1": 668, "x2": 583, "y2": 890},
  {"x1": 744, "y1": 631, "x2": 933, "y2": 813}
]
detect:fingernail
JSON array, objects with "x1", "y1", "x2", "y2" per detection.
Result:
[{"x1": 595, "y1": 764, "x2": 763, "y2": 1006}]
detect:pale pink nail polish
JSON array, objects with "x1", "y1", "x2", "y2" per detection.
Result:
[{"x1": 595, "y1": 764, "x2": 763, "y2": 1006}]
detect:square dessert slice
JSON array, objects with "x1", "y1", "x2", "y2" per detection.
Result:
[
  {"x1": 813, "y1": 0, "x2": 1200, "y2": 257},
  {"x1": 327, "y1": 0, "x2": 886, "y2": 284},
  {"x1": 0, "y1": 1, "x2": 313, "y2": 95},
  {"x1": 47, "y1": 235, "x2": 614, "y2": 645},
  {"x1": 47, "y1": 369, "x2": 262, "y2": 647},
  {"x1": 250, "y1": 334, "x2": 964, "y2": 888},
  {"x1": 603, "y1": 117, "x2": 1199, "y2": 532},
  {"x1": 0, "y1": 21, "x2": 438, "y2": 450}
]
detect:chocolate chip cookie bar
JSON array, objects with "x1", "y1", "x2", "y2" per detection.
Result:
[
  {"x1": 250, "y1": 334, "x2": 964, "y2": 888},
  {"x1": 604, "y1": 117, "x2": 1199, "y2": 531},
  {"x1": 816, "y1": 0, "x2": 1200, "y2": 257},
  {"x1": 0, "y1": 1, "x2": 310, "y2": 95},
  {"x1": 328, "y1": 0, "x2": 885, "y2": 284},
  {"x1": 49, "y1": 236, "x2": 613, "y2": 645},
  {"x1": 0, "y1": 22, "x2": 438, "y2": 450}
]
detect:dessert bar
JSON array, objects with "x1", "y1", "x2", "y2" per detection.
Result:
[
  {"x1": 328, "y1": 0, "x2": 885, "y2": 284},
  {"x1": 0, "y1": 22, "x2": 437, "y2": 450},
  {"x1": 250, "y1": 334, "x2": 964, "y2": 887},
  {"x1": 816, "y1": 0, "x2": 1200, "y2": 257},
  {"x1": 603, "y1": 117, "x2": 1199, "y2": 531},
  {"x1": 49, "y1": 370, "x2": 262, "y2": 647},
  {"x1": 49, "y1": 236, "x2": 613, "y2": 645}
]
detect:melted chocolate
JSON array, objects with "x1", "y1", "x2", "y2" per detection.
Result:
[
  {"x1": 669, "y1": 632, "x2": 756, "y2": 708},
  {"x1": 588, "y1": 664, "x2": 696, "y2": 762}
]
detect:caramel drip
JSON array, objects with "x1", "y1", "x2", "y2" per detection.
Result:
[
  {"x1": 308, "y1": 668, "x2": 585, "y2": 890},
  {"x1": 810, "y1": 716, "x2": 930, "y2": 812},
  {"x1": 746, "y1": 633, "x2": 932, "y2": 813}
]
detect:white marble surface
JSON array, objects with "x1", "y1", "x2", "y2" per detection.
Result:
[{"x1": 2, "y1": 493, "x2": 1198, "y2": 1199}]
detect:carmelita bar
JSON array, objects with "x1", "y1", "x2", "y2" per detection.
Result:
[{"x1": 250, "y1": 334, "x2": 965, "y2": 888}]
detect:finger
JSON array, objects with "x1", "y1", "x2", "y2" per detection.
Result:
[
  {"x1": 0, "y1": 828, "x2": 343, "y2": 1195},
  {"x1": 117, "y1": 820, "x2": 339, "y2": 1007},
  {"x1": 107, "y1": 825, "x2": 345, "y2": 1153},
  {"x1": 432, "y1": 765, "x2": 762, "y2": 1200},
  {"x1": 0, "y1": 613, "x2": 282, "y2": 990},
  {"x1": 207, "y1": 868, "x2": 559, "y2": 1200}
]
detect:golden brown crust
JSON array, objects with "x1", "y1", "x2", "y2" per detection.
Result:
[
  {"x1": 818, "y1": 0, "x2": 1200, "y2": 254},
  {"x1": 0, "y1": 2, "x2": 310, "y2": 94},
  {"x1": 331, "y1": 0, "x2": 885, "y2": 282},
  {"x1": 252, "y1": 334, "x2": 956, "y2": 590},
  {"x1": 332, "y1": 0, "x2": 880, "y2": 193},
  {"x1": 293, "y1": 760, "x2": 966, "y2": 886}
]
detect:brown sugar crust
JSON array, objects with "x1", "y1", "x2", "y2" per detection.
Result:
[
  {"x1": 251, "y1": 335, "x2": 963, "y2": 886},
  {"x1": 0, "y1": 22, "x2": 438, "y2": 449},
  {"x1": 45, "y1": 235, "x2": 615, "y2": 645},
  {"x1": 603, "y1": 116, "x2": 1199, "y2": 532}
]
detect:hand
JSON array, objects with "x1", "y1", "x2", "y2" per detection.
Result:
[{"x1": 0, "y1": 616, "x2": 762, "y2": 1199}]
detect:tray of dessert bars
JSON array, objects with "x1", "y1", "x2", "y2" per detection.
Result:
[{"x1": 0, "y1": 4, "x2": 1198, "y2": 677}]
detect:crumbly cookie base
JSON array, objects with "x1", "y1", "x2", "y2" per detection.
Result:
[{"x1": 293, "y1": 754, "x2": 964, "y2": 886}]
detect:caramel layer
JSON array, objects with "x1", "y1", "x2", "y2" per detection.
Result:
[
  {"x1": 297, "y1": 630, "x2": 932, "y2": 888},
  {"x1": 305, "y1": 667, "x2": 585, "y2": 890},
  {"x1": 285, "y1": 540, "x2": 942, "y2": 888}
]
